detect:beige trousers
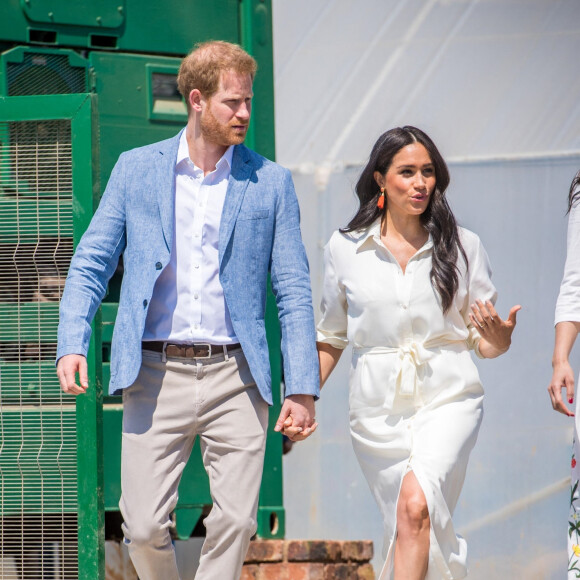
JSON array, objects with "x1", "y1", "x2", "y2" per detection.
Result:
[{"x1": 119, "y1": 348, "x2": 269, "y2": 580}]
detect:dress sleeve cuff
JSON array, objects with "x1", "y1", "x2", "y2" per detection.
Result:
[
  {"x1": 316, "y1": 329, "x2": 348, "y2": 350},
  {"x1": 466, "y1": 326, "x2": 485, "y2": 359}
]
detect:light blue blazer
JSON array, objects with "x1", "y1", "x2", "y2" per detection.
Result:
[{"x1": 57, "y1": 132, "x2": 320, "y2": 404}]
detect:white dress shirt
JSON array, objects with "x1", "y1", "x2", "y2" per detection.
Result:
[
  {"x1": 555, "y1": 193, "x2": 580, "y2": 325},
  {"x1": 143, "y1": 131, "x2": 237, "y2": 344}
]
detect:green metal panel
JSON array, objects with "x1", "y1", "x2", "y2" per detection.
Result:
[
  {"x1": 0, "y1": 46, "x2": 88, "y2": 97},
  {"x1": 22, "y1": 0, "x2": 126, "y2": 29},
  {"x1": 0, "y1": 362, "x2": 63, "y2": 402},
  {"x1": 0, "y1": 200, "x2": 73, "y2": 238},
  {"x1": 0, "y1": 303, "x2": 60, "y2": 339},
  {"x1": 240, "y1": 0, "x2": 276, "y2": 160},
  {"x1": 0, "y1": 0, "x2": 239, "y2": 55},
  {"x1": 89, "y1": 51, "x2": 188, "y2": 190},
  {"x1": 70, "y1": 93, "x2": 105, "y2": 580},
  {"x1": 0, "y1": 93, "x2": 101, "y2": 579}
]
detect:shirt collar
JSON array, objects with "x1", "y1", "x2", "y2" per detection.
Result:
[
  {"x1": 354, "y1": 219, "x2": 382, "y2": 251},
  {"x1": 354, "y1": 218, "x2": 433, "y2": 254},
  {"x1": 176, "y1": 128, "x2": 234, "y2": 173}
]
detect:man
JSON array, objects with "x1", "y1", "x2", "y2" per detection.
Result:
[{"x1": 56, "y1": 41, "x2": 319, "y2": 580}]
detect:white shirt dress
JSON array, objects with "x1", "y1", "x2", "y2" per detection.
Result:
[
  {"x1": 554, "y1": 195, "x2": 580, "y2": 579},
  {"x1": 317, "y1": 220, "x2": 497, "y2": 580}
]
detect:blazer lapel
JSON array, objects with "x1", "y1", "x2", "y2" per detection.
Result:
[
  {"x1": 219, "y1": 144, "x2": 253, "y2": 265},
  {"x1": 156, "y1": 132, "x2": 182, "y2": 251}
]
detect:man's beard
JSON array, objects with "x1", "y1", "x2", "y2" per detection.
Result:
[{"x1": 200, "y1": 106, "x2": 248, "y2": 147}]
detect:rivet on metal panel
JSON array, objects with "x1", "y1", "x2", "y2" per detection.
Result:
[
  {"x1": 96, "y1": 16, "x2": 102, "y2": 24},
  {"x1": 48, "y1": 11, "x2": 54, "y2": 19},
  {"x1": 118, "y1": 6, "x2": 124, "y2": 14}
]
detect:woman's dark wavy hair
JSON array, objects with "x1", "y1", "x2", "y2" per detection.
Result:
[
  {"x1": 341, "y1": 126, "x2": 467, "y2": 313},
  {"x1": 567, "y1": 170, "x2": 580, "y2": 214}
]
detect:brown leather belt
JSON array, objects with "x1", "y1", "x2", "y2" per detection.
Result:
[{"x1": 142, "y1": 341, "x2": 241, "y2": 359}]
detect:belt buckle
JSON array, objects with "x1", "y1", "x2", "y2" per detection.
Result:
[{"x1": 194, "y1": 343, "x2": 212, "y2": 359}]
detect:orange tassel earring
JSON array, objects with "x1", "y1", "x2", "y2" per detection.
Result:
[{"x1": 377, "y1": 187, "x2": 385, "y2": 209}]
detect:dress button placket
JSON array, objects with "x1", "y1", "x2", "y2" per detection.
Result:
[{"x1": 399, "y1": 261, "x2": 414, "y2": 342}]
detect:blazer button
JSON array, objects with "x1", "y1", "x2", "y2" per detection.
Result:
[
  {"x1": 155, "y1": 262, "x2": 162, "y2": 270},
  {"x1": 143, "y1": 299, "x2": 148, "y2": 307}
]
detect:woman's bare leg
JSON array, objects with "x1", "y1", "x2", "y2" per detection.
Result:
[{"x1": 394, "y1": 471, "x2": 430, "y2": 580}]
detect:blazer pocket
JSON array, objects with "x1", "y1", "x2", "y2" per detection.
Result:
[{"x1": 237, "y1": 209, "x2": 270, "y2": 220}]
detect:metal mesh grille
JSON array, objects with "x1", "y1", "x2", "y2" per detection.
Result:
[
  {"x1": 6, "y1": 53, "x2": 86, "y2": 96},
  {"x1": 0, "y1": 120, "x2": 78, "y2": 578}
]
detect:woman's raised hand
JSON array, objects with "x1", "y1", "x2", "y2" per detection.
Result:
[{"x1": 469, "y1": 299, "x2": 521, "y2": 358}]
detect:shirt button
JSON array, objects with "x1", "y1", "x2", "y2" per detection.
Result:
[
  {"x1": 194, "y1": 293, "x2": 199, "y2": 300},
  {"x1": 194, "y1": 324, "x2": 200, "y2": 330},
  {"x1": 402, "y1": 304, "x2": 407, "y2": 309},
  {"x1": 155, "y1": 262, "x2": 162, "y2": 270},
  {"x1": 194, "y1": 263, "x2": 200, "y2": 269},
  {"x1": 143, "y1": 299, "x2": 148, "y2": 307}
]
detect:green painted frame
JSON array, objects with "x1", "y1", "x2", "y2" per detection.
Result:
[
  {"x1": 0, "y1": 92, "x2": 104, "y2": 579},
  {"x1": 240, "y1": 0, "x2": 285, "y2": 538}
]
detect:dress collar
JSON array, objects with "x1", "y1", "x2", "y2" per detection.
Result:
[{"x1": 354, "y1": 218, "x2": 433, "y2": 255}]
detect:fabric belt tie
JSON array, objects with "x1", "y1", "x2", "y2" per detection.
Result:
[
  {"x1": 353, "y1": 340, "x2": 465, "y2": 405},
  {"x1": 354, "y1": 342, "x2": 435, "y2": 399}
]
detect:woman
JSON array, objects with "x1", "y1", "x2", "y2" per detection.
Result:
[
  {"x1": 547, "y1": 170, "x2": 580, "y2": 578},
  {"x1": 314, "y1": 127, "x2": 520, "y2": 580}
]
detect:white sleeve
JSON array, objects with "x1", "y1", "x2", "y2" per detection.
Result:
[
  {"x1": 462, "y1": 235, "x2": 498, "y2": 358},
  {"x1": 555, "y1": 199, "x2": 580, "y2": 325},
  {"x1": 316, "y1": 235, "x2": 349, "y2": 349}
]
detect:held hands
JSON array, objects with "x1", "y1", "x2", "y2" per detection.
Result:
[
  {"x1": 548, "y1": 360, "x2": 575, "y2": 417},
  {"x1": 56, "y1": 354, "x2": 89, "y2": 395},
  {"x1": 274, "y1": 394, "x2": 318, "y2": 442},
  {"x1": 469, "y1": 299, "x2": 521, "y2": 358}
]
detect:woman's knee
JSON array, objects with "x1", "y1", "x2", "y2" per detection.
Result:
[{"x1": 398, "y1": 489, "x2": 430, "y2": 533}]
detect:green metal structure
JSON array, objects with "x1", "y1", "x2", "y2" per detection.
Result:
[{"x1": 0, "y1": 2, "x2": 282, "y2": 578}]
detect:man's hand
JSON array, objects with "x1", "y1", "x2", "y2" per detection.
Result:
[
  {"x1": 274, "y1": 394, "x2": 317, "y2": 442},
  {"x1": 56, "y1": 354, "x2": 89, "y2": 395}
]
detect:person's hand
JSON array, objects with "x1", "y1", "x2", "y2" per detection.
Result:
[
  {"x1": 548, "y1": 360, "x2": 575, "y2": 417},
  {"x1": 469, "y1": 299, "x2": 521, "y2": 358},
  {"x1": 56, "y1": 354, "x2": 89, "y2": 395},
  {"x1": 274, "y1": 394, "x2": 318, "y2": 442},
  {"x1": 279, "y1": 414, "x2": 319, "y2": 442}
]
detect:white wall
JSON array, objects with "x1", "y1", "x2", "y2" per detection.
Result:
[{"x1": 274, "y1": 1, "x2": 580, "y2": 576}]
